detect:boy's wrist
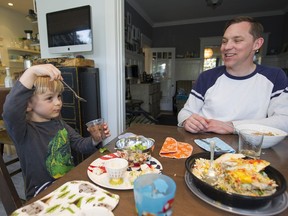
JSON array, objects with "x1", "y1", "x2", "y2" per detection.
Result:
[{"x1": 92, "y1": 137, "x2": 101, "y2": 146}]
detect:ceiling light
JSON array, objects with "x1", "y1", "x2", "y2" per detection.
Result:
[
  {"x1": 206, "y1": 0, "x2": 223, "y2": 9},
  {"x1": 204, "y1": 48, "x2": 214, "y2": 58},
  {"x1": 8, "y1": 3, "x2": 13, "y2": 7}
]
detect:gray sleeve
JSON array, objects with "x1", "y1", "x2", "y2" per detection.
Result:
[
  {"x1": 63, "y1": 121, "x2": 99, "y2": 154},
  {"x1": 3, "y1": 81, "x2": 33, "y2": 144}
]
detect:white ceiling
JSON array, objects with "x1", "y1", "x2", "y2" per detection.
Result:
[{"x1": 0, "y1": 0, "x2": 288, "y2": 27}]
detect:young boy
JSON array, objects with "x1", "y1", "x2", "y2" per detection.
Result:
[{"x1": 3, "y1": 64, "x2": 110, "y2": 200}]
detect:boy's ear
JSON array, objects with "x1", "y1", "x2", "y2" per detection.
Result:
[{"x1": 26, "y1": 101, "x2": 32, "y2": 112}]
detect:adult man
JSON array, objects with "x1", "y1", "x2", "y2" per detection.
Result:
[{"x1": 178, "y1": 16, "x2": 288, "y2": 134}]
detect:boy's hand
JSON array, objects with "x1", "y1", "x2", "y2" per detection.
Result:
[
  {"x1": 19, "y1": 64, "x2": 63, "y2": 89},
  {"x1": 88, "y1": 122, "x2": 111, "y2": 143}
]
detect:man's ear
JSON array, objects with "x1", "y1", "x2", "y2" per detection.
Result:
[{"x1": 253, "y1": 37, "x2": 264, "y2": 51}]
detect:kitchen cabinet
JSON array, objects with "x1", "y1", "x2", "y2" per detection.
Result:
[
  {"x1": 130, "y1": 83, "x2": 161, "y2": 117},
  {"x1": 59, "y1": 67, "x2": 101, "y2": 138}
]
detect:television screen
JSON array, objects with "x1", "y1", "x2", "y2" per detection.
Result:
[{"x1": 46, "y1": 5, "x2": 92, "y2": 54}]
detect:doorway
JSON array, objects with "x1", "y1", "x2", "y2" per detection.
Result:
[{"x1": 145, "y1": 48, "x2": 176, "y2": 112}]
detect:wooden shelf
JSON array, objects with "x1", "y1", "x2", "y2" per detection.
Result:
[
  {"x1": 9, "y1": 59, "x2": 24, "y2": 63},
  {"x1": 7, "y1": 47, "x2": 40, "y2": 55}
]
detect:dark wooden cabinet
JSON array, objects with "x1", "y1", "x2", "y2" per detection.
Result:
[{"x1": 59, "y1": 67, "x2": 101, "y2": 137}]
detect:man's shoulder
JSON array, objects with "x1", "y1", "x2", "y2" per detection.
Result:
[
  {"x1": 201, "y1": 66, "x2": 225, "y2": 76},
  {"x1": 198, "y1": 66, "x2": 226, "y2": 84},
  {"x1": 256, "y1": 64, "x2": 287, "y2": 82}
]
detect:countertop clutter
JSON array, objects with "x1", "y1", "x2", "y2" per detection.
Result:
[{"x1": 33, "y1": 58, "x2": 95, "y2": 68}]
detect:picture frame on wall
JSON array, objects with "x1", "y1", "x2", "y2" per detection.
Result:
[
  {"x1": 132, "y1": 25, "x2": 136, "y2": 40},
  {"x1": 126, "y1": 12, "x2": 132, "y2": 26},
  {"x1": 127, "y1": 26, "x2": 132, "y2": 43}
]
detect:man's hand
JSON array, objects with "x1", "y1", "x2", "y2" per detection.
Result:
[
  {"x1": 206, "y1": 119, "x2": 234, "y2": 134},
  {"x1": 183, "y1": 114, "x2": 209, "y2": 133}
]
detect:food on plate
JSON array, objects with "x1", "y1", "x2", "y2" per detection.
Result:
[
  {"x1": 117, "y1": 150, "x2": 150, "y2": 166},
  {"x1": 128, "y1": 164, "x2": 161, "y2": 184},
  {"x1": 92, "y1": 166, "x2": 106, "y2": 175},
  {"x1": 253, "y1": 131, "x2": 277, "y2": 136},
  {"x1": 192, "y1": 153, "x2": 278, "y2": 196},
  {"x1": 88, "y1": 153, "x2": 162, "y2": 187},
  {"x1": 130, "y1": 143, "x2": 147, "y2": 151},
  {"x1": 109, "y1": 177, "x2": 124, "y2": 185},
  {"x1": 115, "y1": 136, "x2": 154, "y2": 166}
]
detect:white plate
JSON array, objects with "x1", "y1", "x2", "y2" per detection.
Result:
[
  {"x1": 185, "y1": 171, "x2": 288, "y2": 216},
  {"x1": 78, "y1": 207, "x2": 114, "y2": 216},
  {"x1": 87, "y1": 153, "x2": 162, "y2": 190}
]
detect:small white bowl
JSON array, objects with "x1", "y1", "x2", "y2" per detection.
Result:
[
  {"x1": 235, "y1": 124, "x2": 287, "y2": 149},
  {"x1": 105, "y1": 158, "x2": 128, "y2": 181}
]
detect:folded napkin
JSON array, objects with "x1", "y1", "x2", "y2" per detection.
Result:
[
  {"x1": 160, "y1": 137, "x2": 193, "y2": 159},
  {"x1": 194, "y1": 137, "x2": 235, "y2": 153},
  {"x1": 12, "y1": 180, "x2": 119, "y2": 215}
]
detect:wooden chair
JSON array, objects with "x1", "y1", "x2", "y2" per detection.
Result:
[
  {"x1": 0, "y1": 87, "x2": 22, "y2": 177},
  {"x1": 0, "y1": 126, "x2": 22, "y2": 177},
  {"x1": 0, "y1": 154, "x2": 23, "y2": 215}
]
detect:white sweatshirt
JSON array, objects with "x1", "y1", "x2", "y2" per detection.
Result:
[{"x1": 177, "y1": 64, "x2": 288, "y2": 133}]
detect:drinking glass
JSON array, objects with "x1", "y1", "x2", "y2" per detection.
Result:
[
  {"x1": 238, "y1": 129, "x2": 264, "y2": 159},
  {"x1": 86, "y1": 118, "x2": 105, "y2": 141},
  {"x1": 133, "y1": 173, "x2": 176, "y2": 216}
]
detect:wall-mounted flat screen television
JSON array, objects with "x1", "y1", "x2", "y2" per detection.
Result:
[{"x1": 46, "y1": 5, "x2": 92, "y2": 54}]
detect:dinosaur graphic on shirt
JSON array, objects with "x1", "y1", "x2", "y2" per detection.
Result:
[{"x1": 46, "y1": 128, "x2": 74, "y2": 179}]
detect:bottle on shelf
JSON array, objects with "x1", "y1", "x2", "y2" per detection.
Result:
[
  {"x1": 4, "y1": 67, "x2": 13, "y2": 88},
  {"x1": 24, "y1": 30, "x2": 33, "y2": 50}
]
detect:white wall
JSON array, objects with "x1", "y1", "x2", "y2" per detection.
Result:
[{"x1": 36, "y1": 0, "x2": 125, "y2": 143}]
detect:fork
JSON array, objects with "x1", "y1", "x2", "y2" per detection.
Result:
[
  {"x1": 200, "y1": 139, "x2": 223, "y2": 151},
  {"x1": 204, "y1": 141, "x2": 217, "y2": 185},
  {"x1": 61, "y1": 80, "x2": 87, "y2": 102}
]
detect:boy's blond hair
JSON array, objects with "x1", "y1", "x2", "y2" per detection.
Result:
[{"x1": 33, "y1": 76, "x2": 64, "y2": 95}]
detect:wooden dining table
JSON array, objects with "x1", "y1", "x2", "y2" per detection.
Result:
[{"x1": 27, "y1": 124, "x2": 288, "y2": 216}]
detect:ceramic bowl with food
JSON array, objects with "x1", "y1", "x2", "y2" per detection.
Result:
[
  {"x1": 185, "y1": 152, "x2": 287, "y2": 208},
  {"x1": 115, "y1": 136, "x2": 154, "y2": 166},
  {"x1": 235, "y1": 124, "x2": 287, "y2": 149},
  {"x1": 105, "y1": 158, "x2": 128, "y2": 185}
]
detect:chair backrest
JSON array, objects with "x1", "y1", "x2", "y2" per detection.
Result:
[
  {"x1": 0, "y1": 88, "x2": 10, "y2": 119},
  {"x1": 0, "y1": 154, "x2": 22, "y2": 215}
]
